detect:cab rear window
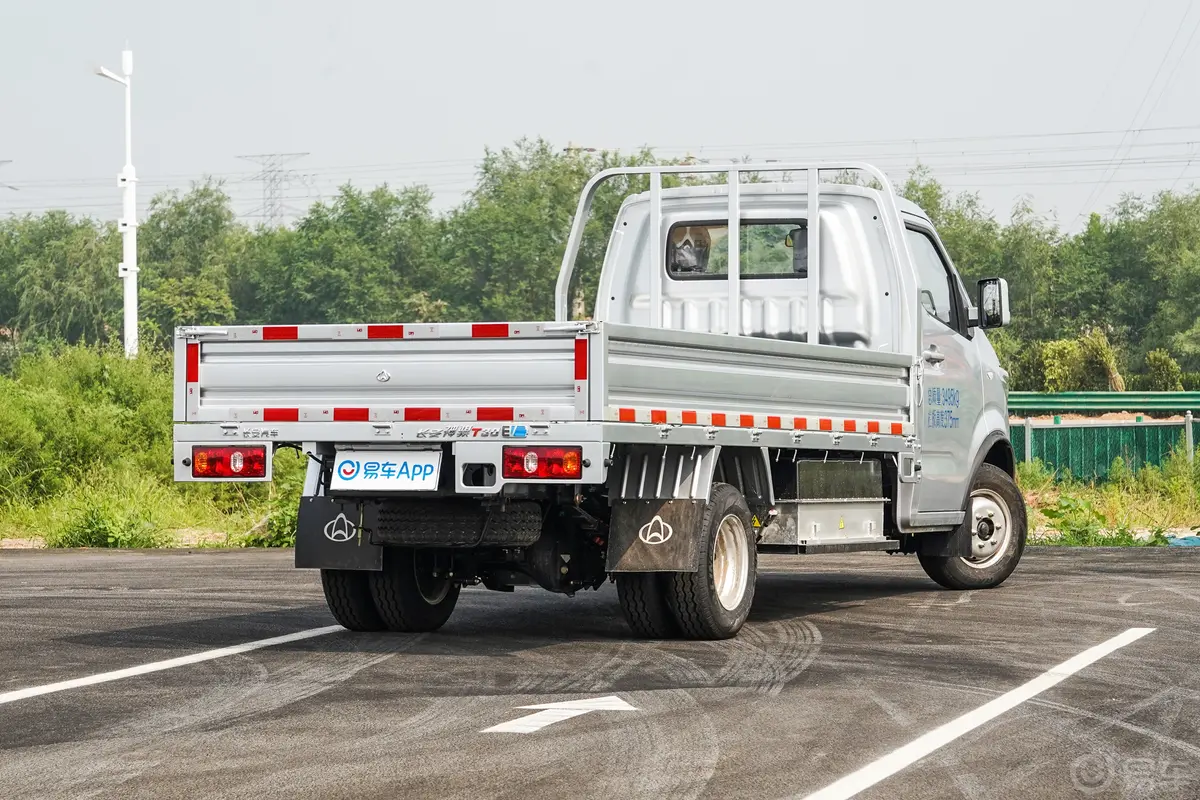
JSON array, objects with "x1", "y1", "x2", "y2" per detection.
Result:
[{"x1": 667, "y1": 220, "x2": 807, "y2": 280}]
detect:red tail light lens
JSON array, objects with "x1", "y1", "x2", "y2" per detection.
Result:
[
  {"x1": 502, "y1": 446, "x2": 582, "y2": 480},
  {"x1": 192, "y1": 445, "x2": 268, "y2": 478}
]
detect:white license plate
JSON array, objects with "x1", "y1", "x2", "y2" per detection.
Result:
[{"x1": 330, "y1": 450, "x2": 442, "y2": 492}]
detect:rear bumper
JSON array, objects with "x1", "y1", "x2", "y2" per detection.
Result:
[{"x1": 173, "y1": 421, "x2": 609, "y2": 493}]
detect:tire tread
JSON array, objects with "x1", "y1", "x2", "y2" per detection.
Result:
[
  {"x1": 321, "y1": 569, "x2": 386, "y2": 631},
  {"x1": 616, "y1": 573, "x2": 678, "y2": 638}
]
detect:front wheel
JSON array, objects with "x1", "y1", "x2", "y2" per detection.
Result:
[
  {"x1": 665, "y1": 483, "x2": 757, "y2": 640},
  {"x1": 369, "y1": 548, "x2": 460, "y2": 632},
  {"x1": 918, "y1": 463, "x2": 1027, "y2": 590}
]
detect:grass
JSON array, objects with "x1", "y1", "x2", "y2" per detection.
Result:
[
  {"x1": 0, "y1": 343, "x2": 303, "y2": 549},
  {"x1": 1017, "y1": 454, "x2": 1200, "y2": 546}
]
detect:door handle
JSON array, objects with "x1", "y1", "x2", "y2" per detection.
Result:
[{"x1": 922, "y1": 347, "x2": 946, "y2": 364}]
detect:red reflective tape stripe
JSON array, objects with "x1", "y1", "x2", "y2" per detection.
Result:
[
  {"x1": 711, "y1": 413, "x2": 727, "y2": 427},
  {"x1": 404, "y1": 408, "x2": 440, "y2": 421},
  {"x1": 868, "y1": 421, "x2": 881, "y2": 433},
  {"x1": 185, "y1": 343, "x2": 199, "y2": 383},
  {"x1": 334, "y1": 407, "x2": 370, "y2": 422},
  {"x1": 263, "y1": 326, "x2": 298, "y2": 340},
  {"x1": 574, "y1": 338, "x2": 588, "y2": 380},
  {"x1": 891, "y1": 422, "x2": 905, "y2": 435},
  {"x1": 618, "y1": 408, "x2": 636, "y2": 422},
  {"x1": 682, "y1": 410, "x2": 698, "y2": 425},
  {"x1": 368, "y1": 324, "x2": 405, "y2": 339},
  {"x1": 263, "y1": 408, "x2": 299, "y2": 422},
  {"x1": 472, "y1": 323, "x2": 509, "y2": 338},
  {"x1": 794, "y1": 417, "x2": 807, "y2": 430},
  {"x1": 739, "y1": 414, "x2": 754, "y2": 428},
  {"x1": 819, "y1": 418, "x2": 833, "y2": 431},
  {"x1": 767, "y1": 416, "x2": 781, "y2": 429},
  {"x1": 651, "y1": 409, "x2": 667, "y2": 424},
  {"x1": 478, "y1": 407, "x2": 513, "y2": 421},
  {"x1": 844, "y1": 420, "x2": 857, "y2": 432}
]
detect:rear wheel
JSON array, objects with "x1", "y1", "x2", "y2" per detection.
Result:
[
  {"x1": 666, "y1": 483, "x2": 757, "y2": 640},
  {"x1": 369, "y1": 548, "x2": 460, "y2": 632},
  {"x1": 918, "y1": 464, "x2": 1027, "y2": 590},
  {"x1": 616, "y1": 573, "x2": 679, "y2": 639},
  {"x1": 320, "y1": 569, "x2": 386, "y2": 632}
]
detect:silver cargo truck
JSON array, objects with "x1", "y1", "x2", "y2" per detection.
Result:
[{"x1": 173, "y1": 162, "x2": 1023, "y2": 640}]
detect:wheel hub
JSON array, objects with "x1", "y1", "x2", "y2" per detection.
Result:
[
  {"x1": 712, "y1": 514, "x2": 750, "y2": 611},
  {"x1": 963, "y1": 490, "x2": 1011, "y2": 569},
  {"x1": 414, "y1": 552, "x2": 452, "y2": 604}
]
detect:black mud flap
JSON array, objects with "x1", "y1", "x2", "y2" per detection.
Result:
[
  {"x1": 295, "y1": 497, "x2": 383, "y2": 571},
  {"x1": 902, "y1": 521, "x2": 973, "y2": 558},
  {"x1": 606, "y1": 499, "x2": 705, "y2": 573}
]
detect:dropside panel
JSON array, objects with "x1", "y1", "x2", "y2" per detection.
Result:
[{"x1": 178, "y1": 326, "x2": 582, "y2": 424}]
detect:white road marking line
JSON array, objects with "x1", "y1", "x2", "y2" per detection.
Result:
[
  {"x1": 482, "y1": 695, "x2": 638, "y2": 733},
  {"x1": 799, "y1": 627, "x2": 1156, "y2": 800},
  {"x1": 0, "y1": 625, "x2": 343, "y2": 706}
]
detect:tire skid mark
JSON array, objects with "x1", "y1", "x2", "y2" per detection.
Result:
[{"x1": 0, "y1": 636, "x2": 419, "y2": 798}]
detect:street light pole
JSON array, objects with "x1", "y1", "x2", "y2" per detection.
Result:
[{"x1": 96, "y1": 50, "x2": 138, "y2": 358}]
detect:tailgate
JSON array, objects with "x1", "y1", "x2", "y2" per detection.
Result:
[{"x1": 175, "y1": 322, "x2": 588, "y2": 424}]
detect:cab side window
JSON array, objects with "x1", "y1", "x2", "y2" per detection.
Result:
[{"x1": 905, "y1": 228, "x2": 957, "y2": 329}]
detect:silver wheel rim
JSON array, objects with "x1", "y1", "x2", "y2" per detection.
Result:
[
  {"x1": 414, "y1": 553, "x2": 451, "y2": 604},
  {"x1": 961, "y1": 488, "x2": 1012, "y2": 569},
  {"x1": 712, "y1": 513, "x2": 750, "y2": 611}
]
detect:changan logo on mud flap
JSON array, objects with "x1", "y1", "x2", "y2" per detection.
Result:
[
  {"x1": 324, "y1": 513, "x2": 356, "y2": 543},
  {"x1": 638, "y1": 515, "x2": 673, "y2": 545}
]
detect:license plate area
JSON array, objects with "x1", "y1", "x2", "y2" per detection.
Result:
[{"x1": 329, "y1": 449, "x2": 442, "y2": 492}]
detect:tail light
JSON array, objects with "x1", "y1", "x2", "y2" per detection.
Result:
[
  {"x1": 191, "y1": 445, "x2": 268, "y2": 478},
  {"x1": 502, "y1": 446, "x2": 582, "y2": 480}
]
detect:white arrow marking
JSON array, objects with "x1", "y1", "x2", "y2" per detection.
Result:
[{"x1": 482, "y1": 695, "x2": 638, "y2": 733}]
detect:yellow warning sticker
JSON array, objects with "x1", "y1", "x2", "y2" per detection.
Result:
[
  {"x1": 752, "y1": 515, "x2": 762, "y2": 527},
  {"x1": 839, "y1": 517, "x2": 845, "y2": 529}
]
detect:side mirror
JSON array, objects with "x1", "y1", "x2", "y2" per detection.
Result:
[{"x1": 976, "y1": 277, "x2": 1010, "y2": 329}]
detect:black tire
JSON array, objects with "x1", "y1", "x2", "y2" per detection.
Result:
[
  {"x1": 368, "y1": 548, "x2": 460, "y2": 632},
  {"x1": 918, "y1": 463, "x2": 1027, "y2": 590},
  {"x1": 616, "y1": 572, "x2": 679, "y2": 639},
  {"x1": 665, "y1": 483, "x2": 757, "y2": 640},
  {"x1": 320, "y1": 569, "x2": 386, "y2": 632}
]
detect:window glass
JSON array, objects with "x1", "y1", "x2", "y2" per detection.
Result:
[
  {"x1": 905, "y1": 228, "x2": 955, "y2": 327},
  {"x1": 667, "y1": 221, "x2": 806, "y2": 279}
]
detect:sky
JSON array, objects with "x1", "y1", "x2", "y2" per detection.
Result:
[{"x1": 1, "y1": 0, "x2": 1199, "y2": 232}]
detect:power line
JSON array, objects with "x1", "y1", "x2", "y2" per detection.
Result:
[
  {"x1": 1141, "y1": 7, "x2": 1200, "y2": 126},
  {"x1": 0, "y1": 161, "x2": 17, "y2": 192},
  {"x1": 236, "y1": 152, "x2": 311, "y2": 224},
  {"x1": 1073, "y1": 2, "x2": 1196, "y2": 223},
  {"x1": 1085, "y1": 4, "x2": 1154, "y2": 122}
]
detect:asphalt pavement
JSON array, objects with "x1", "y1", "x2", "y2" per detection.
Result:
[{"x1": 0, "y1": 547, "x2": 1197, "y2": 800}]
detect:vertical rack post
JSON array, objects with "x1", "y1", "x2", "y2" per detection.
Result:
[
  {"x1": 649, "y1": 172, "x2": 663, "y2": 329},
  {"x1": 806, "y1": 168, "x2": 820, "y2": 345},
  {"x1": 727, "y1": 168, "x2": 741, "y2": 336}
]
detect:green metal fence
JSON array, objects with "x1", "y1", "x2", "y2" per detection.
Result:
[
  {"x1": 1003, "y1": 392, "x2": 1200, "y2": 480},
  {"x1": 1009, "y1": 392, "x2": 1200, "y2": 414},
  {"x1": 1008, "y1": 416, "x2": 1197, "y2": 481}
]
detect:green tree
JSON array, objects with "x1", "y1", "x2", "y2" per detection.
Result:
[{"x1": 138, "y1": 181, "x2": 241, "y2": 345}]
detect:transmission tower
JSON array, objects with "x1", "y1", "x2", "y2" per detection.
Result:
[
  {"x1": 237, "y1": 152, "x2": 310, "y2": 224},
  {"x1": 0, "y1": 160, "x2": 17, "y2": 192}
]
